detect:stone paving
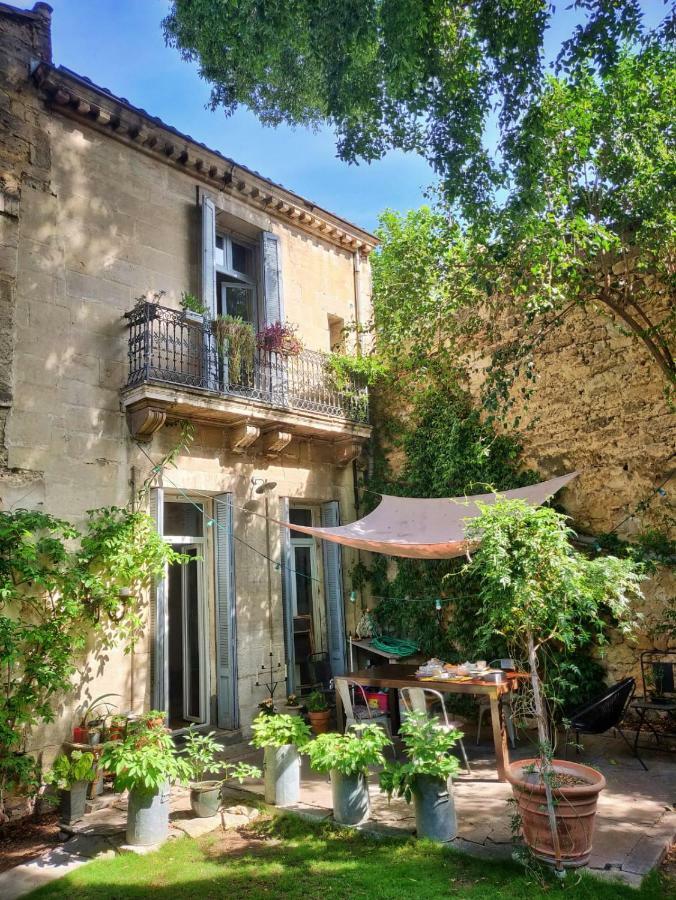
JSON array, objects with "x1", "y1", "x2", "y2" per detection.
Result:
[
  {"x1": 218, "y1": 729, "x2": 676, "y2": 887},
  {"x1": 0, "y1": 729, "x2": 672, "y2": 897}
]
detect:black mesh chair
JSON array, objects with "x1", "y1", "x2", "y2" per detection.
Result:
[{"x1": 565, "y1": 677, "x2": 646, "y2": 770}]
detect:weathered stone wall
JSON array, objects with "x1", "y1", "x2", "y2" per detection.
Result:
[
  {"x1": 0, "y1": 2, "x2": 371, "y2": 767},
  {"x1": 467, "y1": 298, "x2": 675, "y2": 682}
]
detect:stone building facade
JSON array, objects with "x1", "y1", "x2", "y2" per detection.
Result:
[{"x1": 0, "y1": 3, "x2": 375, "y2": 758}]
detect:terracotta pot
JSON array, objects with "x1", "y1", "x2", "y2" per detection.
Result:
[
  {"x1": 507, "y1": 758, "x2": 606, "y2": 868},
  {"x1": 308, "y1": 710, "x2": 331, "y2": 734}
]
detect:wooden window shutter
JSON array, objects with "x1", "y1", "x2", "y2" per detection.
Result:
[
  {"x1": 214, "y1": 493, "x2": 238, "y2": 729},
  {"x1": 321, "y1": 500, "x2": 346, "y2": 676},
  {"x1": 201, "y1": 195, "x2": 217, "y2": 318},
  {"x1": 149, "y1": 487, "x2": 168, "y2": 713},
  {"x1": 279, "y1": 497, "x2": 296, "y2": 693},
  {"x1": 261, "y1": 231, "x2": 284, "y2": 325}
]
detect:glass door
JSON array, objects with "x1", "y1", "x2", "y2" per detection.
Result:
[{"x1": 182, "y1": 546, "x2": 203, "y2": 723}]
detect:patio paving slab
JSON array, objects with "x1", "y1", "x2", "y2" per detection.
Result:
[{"x1": 218, "y1": 728, "x2": 676, "y2": 885}]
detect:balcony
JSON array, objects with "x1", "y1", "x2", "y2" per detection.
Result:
[{"x1": 121, "y1": 302, "x2": 370, "y2": 461}]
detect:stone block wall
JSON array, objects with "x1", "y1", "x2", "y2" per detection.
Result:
[{"x1": 466, "y1": 297, "x2": 675, "y2": 682}]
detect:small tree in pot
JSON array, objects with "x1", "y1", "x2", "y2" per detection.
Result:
[
  {"x1": 101, "y1": 724, "x2": 190, "y2": 846},
  {"x1": 379, "y1": 712, "x2": 460, "y2": 841},
  {"x1": 464, "y1": 498, "x2": 643, "y2": 871},
  {"x1": 251, "y1": 714, "x2": 311, "y2": 807},
  {"x1": 182, "y1": 727, "x2": 260, "y2": 817},
  {"x1": 305, "y1": 724, "x2": 390, "y2": 825},
  {"x1": 44, "y1": 750, "x2": 97, "y2": 825}
]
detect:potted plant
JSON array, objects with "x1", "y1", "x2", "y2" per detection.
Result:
[
  {"x1": 139, "y1": 710, "x2": 166, "y2": 730},
  {"x1": 101, "y1": 724, "x2": 190, "y2": 846},
  {"x1": 107, "y1": 714, "x2": 128, "y2": 742},
  {"x1": 180, "y1": 291, "x2": 208, "y2": 321},
  {"x1": 306, "y1": 724, "x2": 390, "y2": 826},
  {"x1": 212, "y1": 314, "x2": 256, "y2": 382},
  {"x1": 250, "y1": 713, "x2": 311, "y2": 806},
  {"x1": 464, "y1": 498, "x2": 642, "y2": 870},
  {"x1": 45, "y1": 750, "x2": 97, "y2": 826},
  {"x1": 181, "y1": 727, "x2": 260, "y2": 818},
  {"x1": 379, "y1": 712, "x2": 460, "y2": 841},
  {"x1": 284, "y1": 694, "x2": 301, "y2": 715},
  {"x1": 255, "y1": 321, "x2": 303, "y2": 356},
  {"x1": 305, "y1": 691, "x2": 331, "y2": 734},
  {"x1": 73, "y1": 693, "x2": 120, "y2": 745},
  {"x1": 257, "y1": 697, "x2": 276, "y2": 717}
]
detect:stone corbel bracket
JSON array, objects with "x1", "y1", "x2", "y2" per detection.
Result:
[
  {"x1": 334, "y1": 441, "x2": 364, "y2": 467},
  {"x1": 228, "y1": 422, "x2": 260, "y2": 454},
  {"x1": 127, "y1": 406, "x2": 166, "y2": 442},
  {"x1": 262, "y1": 430, "x2": 293, "y2": 457}
]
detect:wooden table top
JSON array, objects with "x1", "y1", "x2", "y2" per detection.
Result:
[{"x1": 337, "y1": 664, "x2": 522, "y2": 696}]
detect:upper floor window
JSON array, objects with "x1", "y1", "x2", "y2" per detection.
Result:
[{"x1": 215, "y1": 233, "x2": 258, "y2": 325}]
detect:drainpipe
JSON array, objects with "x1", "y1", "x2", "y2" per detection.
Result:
[{"x1": 353, "y1": 251, "x2": 362, "y2": 356}]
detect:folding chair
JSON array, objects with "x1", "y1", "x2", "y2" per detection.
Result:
[{"x1": 400, "y1": 686, "x2": 471, "y2": 774}]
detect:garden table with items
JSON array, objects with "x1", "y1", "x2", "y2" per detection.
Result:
[{"x1": 335, "y1": 662, "x2": 526, "y2": 781}]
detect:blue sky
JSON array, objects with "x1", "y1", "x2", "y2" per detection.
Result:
[{"x1": 47, "y1": 1, "x2": 663, "y2": 233}]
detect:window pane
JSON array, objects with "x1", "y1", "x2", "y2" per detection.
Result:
[
  {"x1": 215, "y1": 235, "x2": 225, "y2": 268},
  {"x1": 164, "y1": 501, "x2": 203, "y2": 536},
  {"x1": 293, "y1": 546, "x2": 312, "y2": 616},
  {"x1": 289, "y1": 508, "x2": 312, "y2": 539},
  {"x1": 224, "y1": 284, "x2": 254, "y2": 324},
  {"x1": 231, "y1": 241, "x2": 251, "y2": 277}
]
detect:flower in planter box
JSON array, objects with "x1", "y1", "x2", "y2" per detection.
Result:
[{"x1": 256, "y1": 321, "x2": 303, "y2": 356}]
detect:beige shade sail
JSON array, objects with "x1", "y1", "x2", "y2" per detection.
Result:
[{"x1": 277, "y1": 473, "x2": 577, "y2": 559}]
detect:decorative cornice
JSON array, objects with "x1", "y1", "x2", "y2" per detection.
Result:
[{"x1": 32, "y1": 63, "x2": 377, "y2": 255}]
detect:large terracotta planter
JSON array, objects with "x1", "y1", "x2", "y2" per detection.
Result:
[
  {"x1": 507, "y1": 758, "x2": 606, "y2": 868},
  {"x1": 308, "y1": 710, "x2": 331, "y2": 734}
]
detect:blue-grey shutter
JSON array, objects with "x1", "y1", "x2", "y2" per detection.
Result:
[
  {"x1": 149, "y1": 487, "x2": 168, "y2": 713},
  {"x1": 215, "y1": 493, "x2": 238, "y2": 729},
  {"x1": 261, "y1": 231, "x2": 284, "y2": 324},
  {"x1": 279, "y1": 497, "x2": 296, "y2": 693},
  {"x1": 201, "y1": 196, "x2": 217, "y2": 317},
  {"x1": 321, "y1": 500, "x2": 346, "y2": 676}
]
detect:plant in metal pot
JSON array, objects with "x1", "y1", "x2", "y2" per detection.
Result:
[
  {"x1": 379, "y1": 711, "x2": 460, "y2": 841},
  {"x1": 305, "y1": 724, "x2": 390, "y2": 825},
  {"x1": 304, "y1": 690, "x2": 331, "y2": 735},
  {"x1": 101, "y1": 724, "x2": 190, "y2": 846},
  {"x1": 182, "y1": 727, "x2": 260, "y2": 817},
  {"x1": 464, "y1": 498, "x2": 643, "y2": 871},
  {"x1": 251, "y1": 713, "x2": 311, "y2": 807},
  {"x1": 44, "y1": 750, "x2": 97, "y2": 825},
  {"x1": 75, "y1": 693, "x2": 120, "y2": 746}
]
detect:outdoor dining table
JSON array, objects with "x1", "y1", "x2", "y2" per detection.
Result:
[{"x1": 334, "y1": 663, "x2": 523, "y2": 782}]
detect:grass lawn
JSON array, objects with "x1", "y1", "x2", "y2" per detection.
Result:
[{"x1": 26, "y1": 815, "x2": 673, "y2": 900}]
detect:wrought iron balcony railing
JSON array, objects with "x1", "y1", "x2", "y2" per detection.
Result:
[{"x1": 124, "y1": 302, "x2": 369, "y2": 425}]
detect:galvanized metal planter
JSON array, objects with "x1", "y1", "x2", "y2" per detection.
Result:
[
  {"x1": 126, "y1": 783, "x2": 171, "y2": 845},
  {"x1": 330, "y1": 770, "x2": 370, "y2": 826},
  {"x1": 59, "y1": 781, "x2": 88, "y2": 825},
  {"x1": 264, "y1": 744, "x2": 300, "y2": 806},
  {"x1": 413, "y1": 775, "x2": 457, "y2": 842},
  {"x1": 190, "y1": 780, "x2": 222, "y2": 818}
]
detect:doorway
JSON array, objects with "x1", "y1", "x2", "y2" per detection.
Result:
[
  {"x1": 288, "y1": 507, "x2": 326, "y2": 690},
  {"x1": 163, "y1": 500, "x2": 209, "y2": 731}
]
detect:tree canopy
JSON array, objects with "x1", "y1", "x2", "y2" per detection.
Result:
[{"x1": 163, "y1": 1, "x2": 671, "y2": 219}]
